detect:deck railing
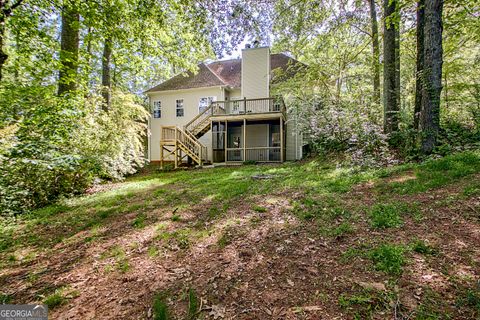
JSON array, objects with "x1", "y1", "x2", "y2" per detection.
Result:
[
  {"x1": 161, "y1": 126, "x2": 207, "y2": 163},
  {"x1": 184, "y1": 103, "x2": 225, "y2": 136},
  {"x1": 212, "y1": 97, "x2": 285, "y2": 116},
  {"x1": 225, "y1": 147, "x2": 282, "y2": 162}
]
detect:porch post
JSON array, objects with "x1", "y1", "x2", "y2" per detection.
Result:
[
  {"x1": 160, "y1": 143, "x2": 164, "y2": 169},
  {"x1": 280, "y1": 117, "x2": 284, "y2": 162},
  {"x1": 174, "y1": 127, "x2": 178, "y2": 168},
  {"x1": 243, "y1": 119, "x2": 246, "y2": 162},
  {"x1": 211, "y1": 120, "x2": 213, "y2": 163},
  {"x1": 225, "y1": 120, "x2": 228, "y2": 164}
]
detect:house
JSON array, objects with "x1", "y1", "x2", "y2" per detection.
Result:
[{"x1": 145, "y1": 46, "x2": 304, "y2": 167}]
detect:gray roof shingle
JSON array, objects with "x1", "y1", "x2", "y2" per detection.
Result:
[{"x1": 146, "y1": 53, "x2": 303, "y2": 93}]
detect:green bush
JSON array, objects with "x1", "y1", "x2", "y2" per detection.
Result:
[{"x1": 0, "y1": 88, "x2": 148, "y2": 216}]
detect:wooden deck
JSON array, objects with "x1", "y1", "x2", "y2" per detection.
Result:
[{"x1": 159, "y1": 97, "x2": 286, "y2": 168}]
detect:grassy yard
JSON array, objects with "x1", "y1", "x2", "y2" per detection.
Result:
[{"x1": 1, "y1": 151, "x2": 480, "y2": 319}]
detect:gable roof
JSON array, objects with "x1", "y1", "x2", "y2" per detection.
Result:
[
  {"x1": 146, "y1": 53, "x2": 304, "y2": 93},
  {"x1": 145, "y1": 63, "x2": 225, "y2": 93}
]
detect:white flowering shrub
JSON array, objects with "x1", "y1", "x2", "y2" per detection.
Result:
[
  {"x1": 292, "y1": 99, "x2": 397, "y2": 168},
  {"x1": 0, "y1": 87, "x2": 149, "y2": 216}
]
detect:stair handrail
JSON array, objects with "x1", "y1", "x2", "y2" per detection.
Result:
[
  {"x1": 175, "y1": 126, "x2": 207, "y2": 163},
  {"x1": 184, "y1": 102, "x2": 225, "y2": 135},
  {"x1": 184, "y1": 103, "x2": 213, "y2": 134}
]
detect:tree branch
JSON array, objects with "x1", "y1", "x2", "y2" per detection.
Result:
[{"x1": 3, "y1": 0, "x2": 26, "y2": 17}]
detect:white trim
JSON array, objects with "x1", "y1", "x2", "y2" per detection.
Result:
[{"x1": 146, "y1": 85, "x2": 228, "y2": 95}]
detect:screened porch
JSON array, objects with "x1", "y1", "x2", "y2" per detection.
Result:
[{"x1": 211, "y1": 118, "x2": 285, "y2": 163}]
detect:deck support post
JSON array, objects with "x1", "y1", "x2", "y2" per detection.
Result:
[
  {"x1": 243, "y1": 119, "x2": 246, "y2": 162},
  {"x1": 225, "y1": 120, "x2": 228, "y2": 164},
  {"x1": 280, "y1": 117, "x2": 284, "y2": 162},
  {"x1": 160, "y1": 144, "x2": 164, "y2": 169},
  {"x1": 174, "y1": 127, "x2": 178, "y2": 169}
]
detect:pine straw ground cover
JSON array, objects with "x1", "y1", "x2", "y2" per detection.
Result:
[{"x1": 0, "y1": 151, "x2": 479, "y2": 319}]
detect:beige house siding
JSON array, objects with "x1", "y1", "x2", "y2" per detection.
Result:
[
  {"x1": 226, "y1": 88, "x2": 241, "y2": 100},
  {"x1": 241, "y1": 47, "x2": 270, "y2": 99},
  {"x1": 147, "y1": 47, "x2": 305, "y2": 164},
  {"x1": 148, "y1": 86, "x2": 225, "y2": 161}
]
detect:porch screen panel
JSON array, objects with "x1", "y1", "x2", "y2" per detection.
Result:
[{"x1": 212, "y1": 122, "x2": 225, "y2": 162}]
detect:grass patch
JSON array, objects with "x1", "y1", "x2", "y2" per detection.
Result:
[
  {"x1": 463, "y1": 181, "x2": 480, "y2": 197},
  {"x1": 369, "y1": 203, "x2": 404, "y2": 229},
  {"x1": 131, "y1": 213, "x2": 146, "y2": 228},
  {"x1": 100, "y1": 245, "x2": 130, "y2": 273},
  {"x1": 171, "y1": 214, "x2": 181, "y2": 222},
  {"x1": 152, "y1": 293, "x2": 170, "y2": 320},
  {"x1": 4, "y1": 152, "x2": 476, "y2": 258},
  {"x1": 217, "y1": 232, "x2": 232, "y2": 248},
  {"x1": 411, "y1": 239, "x2": 438, "y2": 256},
  {"x1": 385, "y1": 151, "x2": 480, "y2": 194},
  {"x1": 187, "y1": 288, "x2": 199, "y2": 320},
  {"x1": 43, "y1": 291, "x2": 66, "y2": 309},
  {"x1": 148, "y1": 246, "x2": 159, "y2": 258},
  {"x1": 320, "y1": 221, "x2": 355, "y2": 238},
  {"x1": 415, "y1": 288, "x2": 450, "y2": 319},
  {"x1": 338, "y1": 288, "x2": 394, "y2": 319},
  {"x1": 369, "y1": 244, "x2": 406, "y2": 276},
  {"x1": 156, "y1": 228, "x2": 196, "y2": 250},
  {"x1": 252, "y1": 205, "x2": 267, "y2": 213},
  {"x1": 42, "y1": 287, "x2": 78, "y2": 310},
  {"x1": 293, "y1": 196, "x2": 349, "y2": 221},
  {"x1": 0, "y1": 292, "x2": 12, "y2": 304},
  {"x1": 456, "y1": 285, "x2": 480, "y2": 315}
]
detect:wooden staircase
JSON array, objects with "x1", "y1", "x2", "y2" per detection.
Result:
[{"x1": 160, "y1": 103, "x2": 223, "y2": 168}]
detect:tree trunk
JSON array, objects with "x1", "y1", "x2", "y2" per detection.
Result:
[
  {"x1": 0, "y1": 15, "x2": 7, "y2": 82},
  {"x1": 101, "y1": 37, "x2": 112, "y2": 111},
  {"x1": 368, "y1": 0, "x2": 381, "y2": 105},
  {"x1": 58, "y1": 1, "x2": 80, "y2": 96},
  {"x1": 395, "y1": 19, "x2": 401, "y2": 109},
  {"x1": 383, "y1": 0, "x2": 399, "y2": 133},
  {"x1": 420, "y1": 0, "x2": 443, "y2": 154},
  {"x1": 414, "y1": 0, "x2": 425, "y2": 129},
  {"x1": 0, "y1": 0, "x2": 25, "y2": 82}
]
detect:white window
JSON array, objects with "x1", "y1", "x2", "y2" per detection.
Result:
[
  {"x1": 176, "y1": 99, "x2": 184, "y2": 117},
  {"x1": 199, "y1": 96, "x2": 216, "y2": 113},
  {"x1": 153, "y1": 101, "x2": 161, "y2": 118}
]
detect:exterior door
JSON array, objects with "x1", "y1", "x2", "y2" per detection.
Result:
[{"x1": 269, "y1": 124, "x2": 280, "y2": 161}]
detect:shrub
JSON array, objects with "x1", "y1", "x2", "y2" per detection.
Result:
[
  {"x1": 294, "y1": 100, "x2": 398, "y2": 168},
  {"x1": 0, "y1": 88, "x2": 148, "y2": 216}
]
